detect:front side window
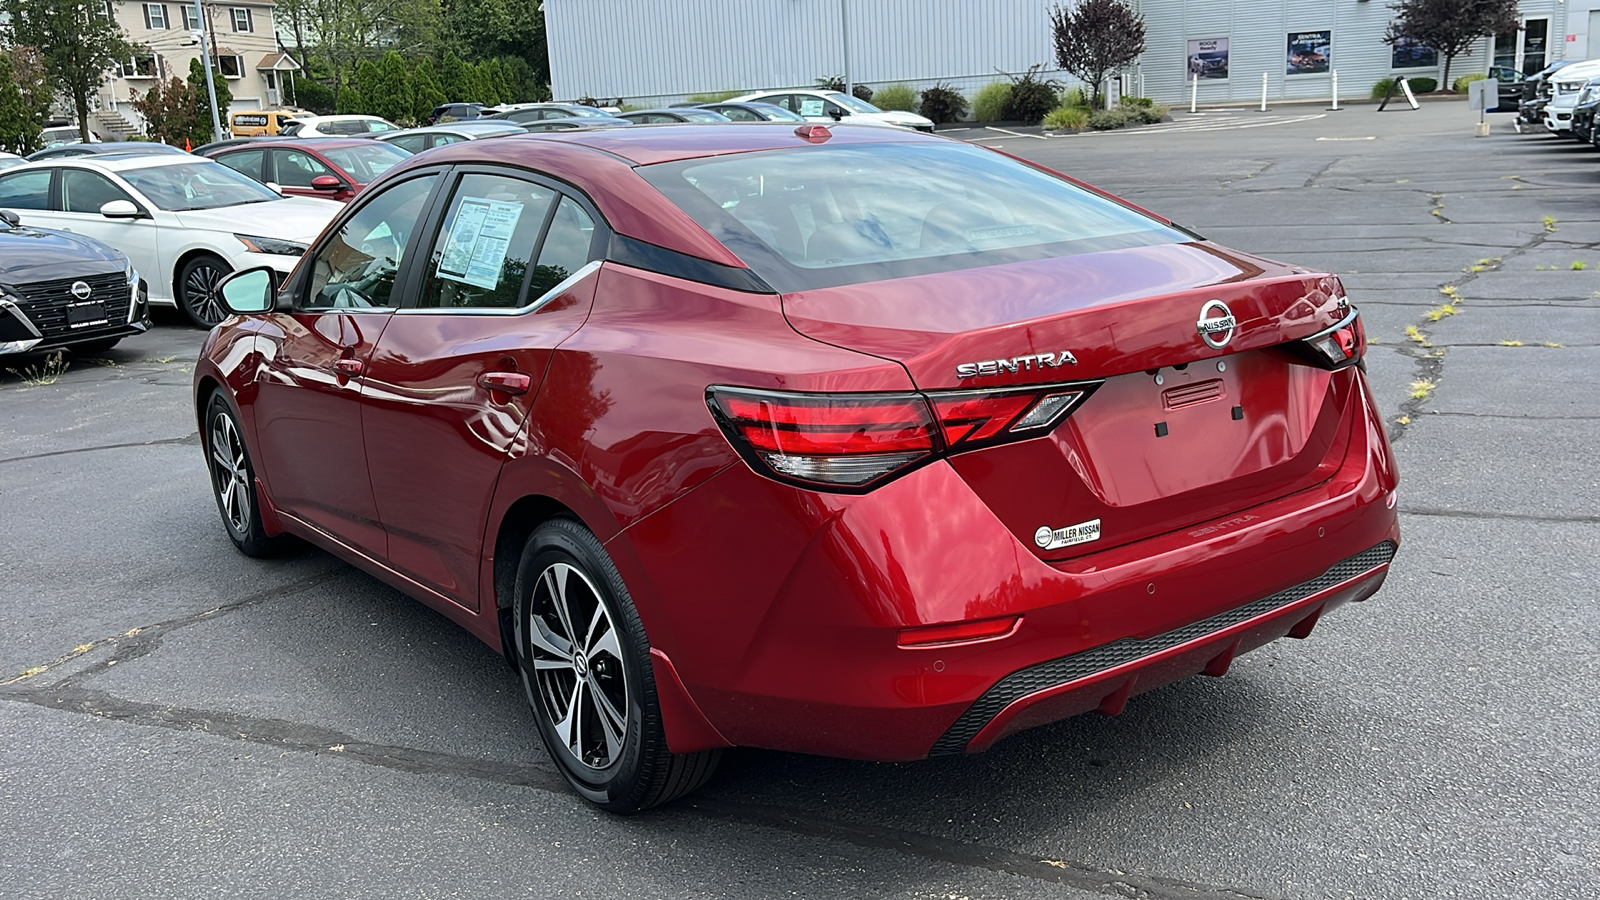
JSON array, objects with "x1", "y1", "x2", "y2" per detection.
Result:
[
  {"x1": 306, "y1": 175, "x2": 437, "y2": 309},
  {"x1": 214, "y1": 148, "x2": 265, "y2": 182},
  {"x1": 271, "y1": 149, "x2": 332, "y2": 188},
  {"x1": 417, "y1": 174, "x2": 557, "y2": 309},
  {"x1": 640, "y1": 141, "x2": 1185, "y2": 292},
  {"x1": 60, "y1": 169, "x2": 135, "y2": 213},
  {"x1": 0, "y1": 169, "x2": 52, "y2": 210}
]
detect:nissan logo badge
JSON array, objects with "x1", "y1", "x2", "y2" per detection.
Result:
[
  {"x1": 71, "y1": 281, "x2": 93, "y2": 300},
  {"x1": 1196, "y1": 299, "x2": 1236, "y2": 349}
]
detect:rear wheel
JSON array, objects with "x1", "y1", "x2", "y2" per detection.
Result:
[
  {"x1": 205, "y1": 392, "x2": 286, "y2": 557},
  {"x1": 512, "y1": 518, "x2": 720, "y2": 813},
  {"x1": 178, "y1": 254, "x2": 232, "y2": 328}
]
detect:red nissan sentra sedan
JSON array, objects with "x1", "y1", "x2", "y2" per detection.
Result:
[{"x1": 196, "y1": 123, "x2": 1400, "y2": 813}]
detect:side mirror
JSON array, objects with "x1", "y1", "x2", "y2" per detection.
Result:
[
  {"x1": 0, "y1": 209, "x2": 19, "y2": 228},
  {"x1": 829, "y1": 107, "x2": 846, "y2": 121},
  {"x1": 310, "y1": 174, "x2": 344, "y2": 192},
  {"x1": 264, "y1": 181, "x2": 284, "y2": 195},
  {"x1": 217, "y1": 266, "x2": 280, "y2": 315},
  {"x1": 100, "y1": 199, "x2": 142, "y2": 219}
]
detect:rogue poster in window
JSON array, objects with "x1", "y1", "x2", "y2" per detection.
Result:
[
  {"x1": 1187, "y1": 38, "x2": 1229, "y2": 80},
  {"x1": 1391, "y1": 37, "x2": 1438, "y2": 69},
  {"x1": 1287, "y1": 31, "x2": 1332, "y2": 75}
]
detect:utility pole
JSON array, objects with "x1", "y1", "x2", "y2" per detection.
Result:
[
  {"x1": 840, "y1": 0, "x2": 852, "y2": 97},
  {"x1": 196, "y1": 0, "x2": 224, "y2": 142}
]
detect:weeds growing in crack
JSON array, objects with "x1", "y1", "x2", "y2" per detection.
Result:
[
  {"x1": 1410, "y1": 379, "x2": 1437, "y2": 400},
  {"x1": 5, "y1": 351, "x2": 69, "y2": 387},
  {"x1": 1572, "y1": 261, "x2": 1587, "y2": 271},
  {"x1": 1543, "y1": 216, "x2": 1558, "y2": 233},
  {"x1": 1499, "y1": 339, "x2": 1524, "y2": 346}
]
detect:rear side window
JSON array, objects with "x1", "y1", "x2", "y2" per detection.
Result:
[
  {"x1": 417, "y1": 174, "x2": 558, "y2": 309},
  {"x1": 61, "y1": 169, "x2": 134, "y2": 213},
  {"x1": 639, "y1": 141, "x2": 1185, "y2": 292},
  {"x1": 0, "y1": 169, "x2": 53, "y2": 209}
]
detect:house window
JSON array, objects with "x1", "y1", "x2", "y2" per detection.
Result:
[
  {"x1": 231, "y1": 7, "x2": 252, "y2": 32},
  {"x1": 181, "y1": 4, "x2": 200, "y2": 30},
  {"x1": 101, "y1": 0, "x2": 114, "y2": 19},
  {"x1": 214, "y1": 54, "x2": 244, "y2": 78},
  {"x1": 120, "y1": 55, "x2": 158, "y2": 78},
  {"x1": 142, "y1": 3, "x2": 169, "y2": 29}
]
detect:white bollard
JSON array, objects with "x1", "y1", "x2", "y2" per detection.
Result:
[
  {"x1": 1190, "y1": 72, "x2": 1198, "y2": 114},
  {"x1": 1260, "y1": 72, "x2": 1269, "y2": 112},
  {"x1": 1331, "y1": 70, "x2": 1340, "y2": 111}
]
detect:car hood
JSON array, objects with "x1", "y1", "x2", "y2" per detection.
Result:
[
  {"x1": 0, "y1": 224, "x2": 127, "y2": 284},
  {"x1": 171, "y1": 196, "x2": 342, "y2": 242}
]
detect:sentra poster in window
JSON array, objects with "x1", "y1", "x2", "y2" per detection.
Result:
[{"x1": 1287, "y1": 31, "x2": 1332, "y2": 75}]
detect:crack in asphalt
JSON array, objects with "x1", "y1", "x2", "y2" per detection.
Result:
[
  {"x1": 0, "y1": 565, "x2": 1282, "y2": 900},
  {"x1": 0, "y1": 432, "x2": 200, "y2": 466}
]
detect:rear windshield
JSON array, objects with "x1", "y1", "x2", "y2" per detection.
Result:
[{"x1": 639, "y1": 141, "x2": 1185, "y2": 292}]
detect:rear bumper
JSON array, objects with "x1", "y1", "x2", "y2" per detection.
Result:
[{"x1": 627, "y1": 372, "x2": 1400, "y2": 761}]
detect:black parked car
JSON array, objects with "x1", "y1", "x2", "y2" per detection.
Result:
[
  {"x1": 0, "y1": 209, "x2": 149, "y2": 356},
  {"x1": 1517, "y1": 60, "x2": 1579, "y2": 132},
  {"x1": 426, "y1": 103, "x2": 485, "y2": 125}
]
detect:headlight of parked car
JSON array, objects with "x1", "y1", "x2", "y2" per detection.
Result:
[{"x1": 235, "y1": 234, "x2": 309, "y2": 256}]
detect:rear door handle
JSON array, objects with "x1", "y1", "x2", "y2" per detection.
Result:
[
  {"x1": 478, "y1": 371, "x2": 532, "y2": 395},
  {"x1": 333, "y1": 358, "x2": 364, "y2": 377}
]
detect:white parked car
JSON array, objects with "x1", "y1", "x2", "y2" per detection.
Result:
[
  {"x1": 277, "y1": 114, "x2": 400, "y2": 137},
  {"x1": 0, "y1": 155, "x2": 342, "y2": 326},
  {"x1": 727, "y1": 89, "x2": 935, "y2": 132},
  {"x1": 1543, "y1": 59, "x2": 1600, "y2": 133},
  {"x1": 0, "y1": 151, "x2": 25, "y2": 172}
]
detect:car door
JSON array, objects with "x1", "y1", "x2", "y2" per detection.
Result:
[
  {"x1": 359, "y1": 168, "x2": 603, "y2": 605},
  {"x1": 249, "y1": 171, "x2": 441, "y2": 555},
  {"x1": 269, "y1": 147, "x2": 352, "y2": 201},
  {"x1": 50, "y1": 168, "x2": 162, "y2": 289}
]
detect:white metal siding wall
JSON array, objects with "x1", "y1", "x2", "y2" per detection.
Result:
[{"x1": 545, "y1": 0, "x2": 1065, "y2": 103}]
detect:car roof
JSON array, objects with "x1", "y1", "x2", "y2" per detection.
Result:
[
  {"x1": 294, "y1": 114, "x2": 389, "y2": 123},
  {"x1": 399, "y1": 121, "x2": 524, "y2": 134},
  {"x1": 45, "y1": 153, "x2": 219, "y2": 173},
  {"x1": 215, "y1": 137, "x2": 382, "y2": 151},
  {"x1": 417, "y1": 120, "x2": 936, "y2": 167}
]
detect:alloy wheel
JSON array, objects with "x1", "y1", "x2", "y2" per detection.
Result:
[
  {"x1": 209, "y1": 411, "x2": 251, "y2": 535},
  {"x1": 523, "y1": 562, "x2": 631, "y2": 770},
  {"x1": 184, "y1": 262, "x2": 228, "y2": 326}
]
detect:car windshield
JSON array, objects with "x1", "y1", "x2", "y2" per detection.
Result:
[
  {"x1": 678, "y1": 110, "x2": 727, "y2": 122},
  {"x1": 641, "y1": 141, "x2": 1185, "y2": 292},
  {"x1": 119, "y1": 160, "x2": 282, "y2": 210},
  {"x1": 561, "y1": 106, "x2": 608, "y2": 117},
  {"x1": 824, "y1": 92, "x2": 881, "y2": 114},
  {"x1": 320, "y1": 142, "x2": 411, "y2": 181}
]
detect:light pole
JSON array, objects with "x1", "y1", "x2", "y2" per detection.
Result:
[
  {"x1": 194, "y1": 0, "x2": 224, "y2": 142},
  {"x1": 840, "y1": 0, "x2": 852, "y2": 97}
]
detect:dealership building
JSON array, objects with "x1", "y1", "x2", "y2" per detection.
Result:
[{"x1": 544, "y1": 0, "x2": 1600, "y2": 109}]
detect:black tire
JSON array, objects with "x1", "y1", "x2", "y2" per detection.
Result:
[
  {"x1": 178, "y1": 254, "x2": 232, "y2": 328},
  {"x1": 204, "y1": 391, "x2": 287, "y2": 558},
  {"x1": 512, "y1": 517, "x2": 721, "y2": 813},
  {"x1": 71, "y1": 338, "x2": 120, "y2": 355}
]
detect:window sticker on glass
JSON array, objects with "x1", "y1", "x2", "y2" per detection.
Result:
[
  {"x1": 799, "y1": 99, "x2": 825, "y2": 117},
  {"x1": 438, "y1": 197, "x2": 525, "y2": 290}
]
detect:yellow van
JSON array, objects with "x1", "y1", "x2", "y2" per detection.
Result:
[{"x1": 229, "y1": 110, "x2": 303, "y2": 137}]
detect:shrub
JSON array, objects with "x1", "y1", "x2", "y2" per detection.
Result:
[
  {"x1": 1452, "y1": 72, "x2": 1487, "y2": 93},
  {"x1": 1407, "y1": 76, "x2": 1438, "y2": 93},
  {"x1": 1087, "y1": 107, "x2": 1131, "y2": 130},
  {"x1": 1043, "y1": 106, "x2": 1091, "y2": 130},
  {"x1": 688, "y1": 90, "x2": 740, "y2": 104},
  {"x1": 1123, "y1": 101, "x2": 1167, "y2": 124},
  {"x1": 973, "y1": 81, "x2": 1012, "y2": 121},
  {"x1": 816, "y1": 76, "x2": 874, "y2": 102},
  {"x1": 1371, "y1": 77, "x2": 1398, "y2": 100},
  {"x1": 918, "y1": 83, "x2": 968, "y2": 123},
  {"x1": 292, "y1": 78, "x2": 335, "y2": 116},
  {"x1": 1002, "y1": 65, "x2": 1062, "y2": 124},
  {"x1": 874, "y1": 82, "x2": 917, "y2": 112},
  {"x1": 1063, "y1": 86, "x2": 1090, "y2": 108}
]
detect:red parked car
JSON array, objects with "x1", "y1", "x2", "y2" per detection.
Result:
[
  {"x1": 202, "y1": 138, "x2": 410, "y2": 202},
  {"x1": 197, "y1": 124, "x2": 1400, "y2": 813}
]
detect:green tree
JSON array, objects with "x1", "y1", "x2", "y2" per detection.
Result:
[
  {"x1": 411, "y1": 58, "x2": 447, "y2": 121},
  {"x1": 369, "y1": 51, "x2": 413, "y2": 123},
  {"x1": 337, "y1": 78, "x2": 367, "y2": 114},
  {"x1": 473, "y1": 62, "x2": 500, "y2": 105},
  {"x1": 1385, "y1": 0, "x2": 1519, "y2": 88},
  {"x1": 442, "y1": 0, "x2": 547, "y2": 86},
  {"x1": 1049, "y1": 0, "x2": 1146, "y2": 109},
  {"x1": 439, "y1": 51, "x2": 471, "y2": 101},
  {"x1": 2, "y1": 0, "x2": 136, "y2": 143},
  {"x1": 0, "y1": 55, "x2": 44, "y2": 154},
  {"x1": 188, "y1": 58, "x2": 232, "y2": 144},
  {"x1": 353, "y1": 58, "x2": 382, "y2": 113}
]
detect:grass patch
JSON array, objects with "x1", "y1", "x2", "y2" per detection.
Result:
[
  {"x1": 1043, "y1": 106, "x2": 1091, "y2": 130},
  {"x1": 687, "y1": 90, "x2": 741, "y2": 104},
  {"x1": 972, "y1": 81, "x2": 1012, "y2": 122},
  {"x1": 5, "y1": 351, "x2": 68, "y2": 386},
  {"x1": 873, "y1": 83, "x2": 917, "y2": 112}
]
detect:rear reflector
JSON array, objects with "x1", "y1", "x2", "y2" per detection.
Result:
[
  {"x1": 707, "y1": 381, "x2": 1101, "y2": 492},
  {"x1": 1289, "y1": 306, "x2": 1365, "y2": 370},
  {"x1": 898, "y1": 616, "x2": 1022, "y2": 649}
]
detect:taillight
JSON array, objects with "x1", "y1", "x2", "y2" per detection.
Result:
[
  {"x1": 706, "y1": 382, "x2": 1100, "y2": 492},
  {"x1": 1288, "y1": 307, "x2": 1365, "y2": 370}
]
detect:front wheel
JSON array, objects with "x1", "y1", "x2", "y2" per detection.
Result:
[
  {"x1": 205, "y1": 392, "x2": 287, "y2": 558},
  {"x1": 512, "y1": 518, "x2": 721, "y2": 813},
  {"x1": 178, "y1": 254, "x2": 232, "y2": 328}
]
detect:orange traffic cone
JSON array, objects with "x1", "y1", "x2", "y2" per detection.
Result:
[{"x1": 185, "y1": 138, "x2": 192, "y2": 151}]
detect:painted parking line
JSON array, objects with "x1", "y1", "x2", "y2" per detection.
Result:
[{"x1": 1058, "y1": 113, "x2": 1328, "y2": 136}]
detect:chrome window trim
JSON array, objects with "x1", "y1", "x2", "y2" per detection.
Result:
[{"x1": 394, "y1": 259, "x2": 602, "y2": 317}]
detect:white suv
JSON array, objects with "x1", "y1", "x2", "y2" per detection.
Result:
[
  {"x1": 278, "y1": 115, "x2": 400, "y2": 137},
  {"x1": 1543, "y1": 60, "x2": 1600, "y2": 133}
]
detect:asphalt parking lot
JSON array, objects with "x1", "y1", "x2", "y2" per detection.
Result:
[{"x1": 2, "y1": 101, "x2": 1596, "y2": 899}]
